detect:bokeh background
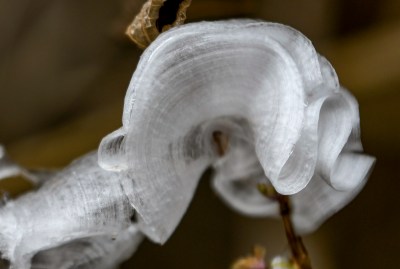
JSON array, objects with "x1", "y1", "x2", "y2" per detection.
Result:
[{"x1": 0, "y1": 0, "x2": 399, "y2": 268}]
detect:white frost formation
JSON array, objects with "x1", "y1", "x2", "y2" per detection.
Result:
[
  {"x1": 99, "y1": 20, "x2": 375, "y2": 243},
  {"x1": 0, "y1": 151, "x2": 143, "y2": 269},
  {"x1": 0, "y1": 20, "x2": 375, "y2": 268}
]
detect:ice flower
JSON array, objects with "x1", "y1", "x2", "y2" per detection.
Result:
[
  {"x1": 99, "y1": 20, "x2": 375, "y2": 243},
  {"x1": 0, "y1": 151, "x2": 143, "y2": 269},
  {"x1": 0, "y1": 19, "x2": 375, "y2": 268},
  {"x1": 212, "y1": 89, "x2": 375, "y2": 233}
]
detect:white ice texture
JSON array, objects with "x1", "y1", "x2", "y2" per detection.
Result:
[
  {"x1": 99, "y1": 20, "x2": 375, "y2": 243},
  {"x1": 0, "y1": 151, "x2": 143, "y2": 269},
  {"x1": 0, "y1": 19, "x2": 374, "y2": 268}
]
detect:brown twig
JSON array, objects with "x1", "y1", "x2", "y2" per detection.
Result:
[
  {"x1": 212, "y1": 131, "x2": 229, "y2": 156},
  {"x1": 213, "y1": 132, "x2": 311, "y2": 268},
  {"x1": 258, "y1": 184, "x2": 312, "y2": 269}
]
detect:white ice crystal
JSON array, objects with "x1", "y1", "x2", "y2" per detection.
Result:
[
  {"x1": 0, "y1": 151, "x2": 143, "y2": 269},
  {"x1": 99, "y1": 20, "x2": 375, "y2": 243},
  {"x1": 0, "y1": 19, "x2": 374, "y2": 268}
]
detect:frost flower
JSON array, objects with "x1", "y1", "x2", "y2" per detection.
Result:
[
  {"x1": 0, "y1": 152, "x2": 143, "y2": 269},
  {"x1": 99, "y1": 20, "x2": 375, "y2": 242},
  {"x1": 0, "y1": 19, "x2": 375, "y2": 269}
]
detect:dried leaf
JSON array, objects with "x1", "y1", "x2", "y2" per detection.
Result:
[
  {"x1": 231, "y1": 245, "x2": 266, "y2": 269},
  {"x1": 126, "y1": 0, "x2": 192, "y2": 48}
]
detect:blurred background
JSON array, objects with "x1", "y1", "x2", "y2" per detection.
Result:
[{"x1": 0, "y1": 0, "x2": 399, "y2": 268}]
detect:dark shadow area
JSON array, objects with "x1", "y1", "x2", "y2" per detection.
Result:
[
  {"x1": 0, "y1": 254, "x2": 10, "y2": 269},
  {"x1": 156, "y1": 0, "x2": 185, "y2": 32}
]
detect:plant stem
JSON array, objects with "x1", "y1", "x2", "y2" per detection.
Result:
[
  {"x1": 258, "y1": 185, "x2": 312, "y2": 269},
  {"x1": 212, "y1": 135, "x2": 312, "y2": 268}
]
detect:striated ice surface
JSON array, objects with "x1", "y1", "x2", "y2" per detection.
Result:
[
  {"x1": 0, "y1": 152, "x2": 143, "y2": 269},
  {"x1": 0, "y1": 19, "x2": 375, "y2": 268},
  {"x1": 31, "y1": 225, "x2": 142, "y2": 269},
  {"x1": 98, "y1": 20, "x2": 375, "y2": 243}
]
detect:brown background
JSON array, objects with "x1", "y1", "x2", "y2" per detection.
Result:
[{"x1": 0, "y1": 0, "x2": 399, "y2": 268}]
